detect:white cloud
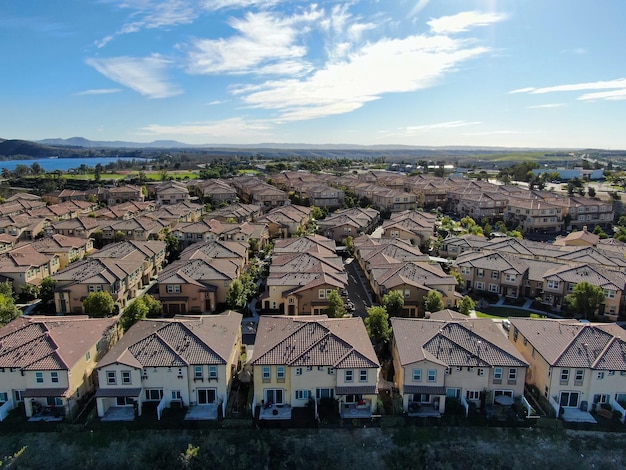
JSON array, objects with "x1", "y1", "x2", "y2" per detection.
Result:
[
  {"x1": 462, "y1": 130, "x2": 522, "y2": 136},
  {"x1": 86, "y1": 55, "x2": 182, "y2": 98},
  {"x1": 427, "y1": 11, "x2": 508, "y2": 34},
  {"x1": 561, "y1": 47, "x2": 587, "y2": 55},
  {"x1": 74, "y1": 88, "x2": 122, "y2": 96},
  {"x1": 139, "y1": 117, "x2": 272, "y2": 140},
  {"x1": 578, "y1": 89, "x2": 626, "y2": 101},
  {"x1": 233, "y1": 34, "x2": 491, "y2": 121},
  {"x1": 508, "y1": 87, "x2": 536, "y2": 94},
  {"x1": 527, "y1": 103, "x2": 565, "y2": 109},
  {"x1": 185, "y1": 8, "x2": 321, "y2": 75}
]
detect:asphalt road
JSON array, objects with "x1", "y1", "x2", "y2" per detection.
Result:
[{"x1": 343, "y1": 258, "x2": 373, "y2": 319}]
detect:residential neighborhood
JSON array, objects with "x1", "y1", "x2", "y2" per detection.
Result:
[{"x1": 0, "y1": 167, "x2": 625, "y2": 436}]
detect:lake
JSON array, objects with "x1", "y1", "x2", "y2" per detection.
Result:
[{"x1": 0, "y1": 157, "x2": 150, "y2": 173}]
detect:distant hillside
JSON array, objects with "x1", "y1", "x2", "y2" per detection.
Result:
[
  {"x1": 37, "y1": 137, "x2": 191, "y2": 149},
  {"x1": 0, "y1": 139, "x2": 57, "y2": 158}
]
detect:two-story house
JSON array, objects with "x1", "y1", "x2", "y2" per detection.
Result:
[
  {"x1": 509, "y1": 318, "x2": 626, "y2": 422},
  {"x1": 95, "y1": 312, "x2": 241, "y2": 421},
  {"x1": 391, "y1": 314, "x2": 528, "y2": 417},
  {"x1": 251, "y1": 315, "x2": 380, "y2": 421},
  {"x1": 0, "y1": 316, "x2": 119, "y2": 420}
]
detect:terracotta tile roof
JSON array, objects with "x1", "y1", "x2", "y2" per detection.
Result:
[
  {"x1": 0, "y1": 316, "x2": 117, "y2": 371},
  {"x1": 97, "y1": 312, "x2": 241, "y2": 369},
  {"x1": 391, "y1": 318, "x2": 528, "y2": 368},
  {"x1": 252, "y1": 316, "x2": 379, "y2": 369},
  {"x1": 510, "y1": 318, "x2": 626, "y2": 370}
]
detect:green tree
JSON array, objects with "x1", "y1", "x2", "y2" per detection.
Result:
[
  {"x1": 458, "y1": 295, "x2": 476, "y2": 316},
  {"x1": 0, "y1": 294, "x2": 20, "y2": 326},
  {"x1": 164, "y1": 230, "x2": 180, "y2": 262},
  {"x1": 424, "y1": 290, "x2": 444, "y2": 313},
  {"x1": 226, "y1": 279, "x2": 247, "y2": 310},
  {"x1": 0, "y1": 281, "x2": 14, "y2": 299},
  {"x1": 120, "y1": 297, "x2": 148, "y2": 331},
  {"x1": 565, "y1": 281, "x2": 605, "y2": 320},
  {"x1": 39, "y1": 276, "x2": 57, "y2": 308},
  {"x1": 364, "y1": 305, "x2": 391, "y2": 345},
  {"x1": 19, "y1": 283, "x2": 39, "y2": 301},
  {"x1": 143, "y1": 294, "x2": 163, "y2": 318},
  {"x1": 382, "y1": 290, "x2": 405, "y2": 317},
  {"x1": 325, "y1": 289, "x2": 347, "y2": 318},
  {"x1": 588, "y1": 186, "x2": 596, "y2": 198},
  {"x1": 83, "y1": 291, "x2": 116, "y2": 317}
]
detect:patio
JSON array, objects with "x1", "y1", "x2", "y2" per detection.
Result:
[
  {"x1": 340, "y1": 403, "x2": 372, "y2": 419},
  {"x1": 101, "y1": 406, "x2": 135, "y2": 422},
  {"x1": 407, "y1": 402, "x2": 441, "y2": 418},
  {"x1": 258, "y1": 404, "x2": 292, "y2": 420},
  {"x1": 561, "y1": 408, "x2": 597, "y2": 423},
  {"x1": 185, "y1": 404, "x2": 219, "y2": 421}
]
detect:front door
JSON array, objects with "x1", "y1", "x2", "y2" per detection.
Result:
[
  {"x1": 560, "y1": 391, "x2": 580, "y2": 408},
  {"x1": 197, "y1": 388, "x2": 216, "y2": 405},
  {"x1": 264, "y1": 389, "x2": 284, "y2": 405}
]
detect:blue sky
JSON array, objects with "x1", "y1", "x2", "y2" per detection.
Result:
[{"x1": 2, "y1": 0, "x2": 626, "y2": 148}]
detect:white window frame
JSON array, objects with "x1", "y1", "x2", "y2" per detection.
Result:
[
  {"x1": 345, "y1": 370, "x2": 353, "y2": 382},
  {"x1": 295, "y1": 390, "x2": 311, "y2": 400},
  {"x1": 50, "y1": 371, "x2": 59, "y2": 383},
  {"x1": 359, "y1": 370, "x2": 368, "y2": 382},
  {"x1": 412, "y1": 369, "x2": 422, "y2": 382},
  {"x1": 262, "y1": 366, "x2": 271, "y2": 380},
  {"x1": 427, "y1": 369, "x2": 436, "y2": 382},
  {"x1": 106, "y1": 371, "x2": 116, "y2": 385}
]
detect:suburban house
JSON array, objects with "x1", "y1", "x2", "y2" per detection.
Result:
[
  {"x1": 93, "y1": 201, "x2": 156, "y2": 220},
  {"x1": 504, "y1": 198, "x2": 564, "y2": 233},
  {"x1": 208, "y1": 203, "x2": 262, "y2": 223},
  {"x1": 105, "y1": 185, "x2": 145, "y2": 206},
  {"x1": 508, "y1": 318, "x2": 626, "y2": 422},
  {"x1": 42, "y1": 189, "x2": 87, "y2": 204},
  {"x1": 391, "y1": 314, "x2": 528, "y2": 417},
  {"x1": 48, "y1": 217, "x2": 102, "y2": 239},
  {"x1": 13, "y1": 234, "x2": 94, "y2": 269},
  {"x1": 453, "y1": 251, "x2": 528, "y2": 299},
  {"x1": 154, "y1": 181, "x2": 191, "y2": 206},
  {"x1": 0, "y1": 246, "x2": 60, "y2": 294},
  {"x1": 146, "y1": 201, "x2": 204, "y2": 224},
  {"x1": 95, "y1": 312, "x2": 242, "y2": 421},
  {"x1": 554, "y1": 226, "x2": 600, "y2": 247},
  {"x1": 231, "y1": 176, "x2": 290, "y2": 209},
  {"x1": 53, "y1": 240, "x2": 166, "y2": 314},
  {"x1": 256, "y1": 205, "x2": 312, "y2": 238},
  {"x1": 381, "y1": 210, "x2": 437, "y2": 248},
  {"x1": 251, "y1": 315, "x2": 380, "y2": 420},
  {"x1": 191, "y1": 179, "x2": 238, "y2": 205},
  {"x1": 98, "y1": 217, "x2": 170, "y2": 243},
  {"x1": 0, "y1": 316, "x2": 119, "y2": 420},
  {"x1": 173, "y1": 218, "x2": 270, "y2": 249},
  {"x1": 317, "y1": 207, "x2": 380, "y2": 242}
]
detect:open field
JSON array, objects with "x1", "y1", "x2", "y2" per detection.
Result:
[
  {"x1": 0, "y1": 425, "x2": 623, "y2": 469},
  {"x1": 61, "y1": 170, "x2": 202, "y2": 181}
]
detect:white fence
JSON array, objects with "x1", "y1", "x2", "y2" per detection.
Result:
[
  {"x1": 521, "y1": 396, "x2": 533, "y2": 417},
  {"x1": 156, "y1": 396, "x2": 168, "y2": 420},
  {"x1": 610, "y1": 397, "x2": 626, "y2": 424},
  {"x1": 0, "y1": 399, "x2": 14, "y2": 422},
  {"x1": 549, "y1": 395, "x2": 560, "y2": 417},
  {"x1": 460, "y1": 396, "x2": 469, "y2": 417}
]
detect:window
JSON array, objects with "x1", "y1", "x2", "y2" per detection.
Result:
[
  {"x1": 121, "y1": 371, "x2": 131, "y2": 384},
  {"x1": 597, "y1": 371, "x2": 605, "y2": 380},
  {"x1": 455, "y1": 366, "x2": 462, "y2": 372},
  {"x1": 209, "y1": 365, "x2": 218, "y2": 379},
  {"x1": 318, "y1": 289, "x2": 326, "y2": 299},
  {"x1": 561, "y1": 369, "x2": 569, "y2": 382},
  {"x1": 306, "y1": 366, "x2": 313, "y2": 371},
  {"x1": 316, "y1": 388, "x2": 334, "y2": 399},
  {"x1": 166, "y1": 284, "x2": 181, "y2": 294},
  {"x1": 194, "y1": 366, "x2": 203, "y2": 379},
  {"x1": 505, "y1": 274, "x2": 516, "y2": 282},
  {"x1": 475, "y1": 281, "x2": 485, "y2": 290},
  {"x1": 491, "y1": 271, "x2": 499, "y2": 279},
  {"x1": 85, "y1": 351, "x2": 91, "y2": 362},
  {"x1": 171, "y1": 390, "x2": 182, "y2": 400},
  {"x1": 295, "y1": 390, "x2": 311, "y2": 400},
  {"x1": 446, "y1": 388, "x2": 461, "y2": 398},
  {"x1": 427, "y1": 369, "x2": 436, "y2": 382},
  {"x1": 477, "y1": 268, "x2": 484, "y2": 277},
  {"x1": 494, "y1": 368, "x2": 503, "y2": 381},
  {"x1": 106, "y1": 371, "x2": 116, "y2": 385},
  {"x1": 35, "y1": 371, "x2": 44, "y2": 383},
  {"x1": 547, "y1": 280, "x2": 560, "y2": 289},
  {"x1": 604, "y1": 289, "x2": 616, "y2": 299},
  {"x1": 477, "y1": 369, "x2": 485, "y2": 377},
  {"x1": 508, "y1": 368, "x2": 517, "y2": 380},
  {"x1": 296, "y1": 367, "x2": 303, "y2": 376},
  {"x1": 489, "y1": 284, "x2": 499, "y2": 293},
  {"x1": 327, "y1": 367, "x2": 334, "y2": 375},
  {"x1": 575, "y1": 369, "x2": 584, "y2": 382},
  {"x1": 262, "y1": 366, "x2": 271, "y2": 380},
  {"x1": 461, "y1": 267, "x2": 471, "y2": 275},
  {"x1": 404, "y1": 289, "x2": 410, "y2": 298},
  {"x1": 145, "y1": 389, "x2": 163, "y2": 401},
  {"x1": 50, "y1": 371, "x2": 59, "y2": 383},
  {"x1": 345, "y1": 370, "x2": 353, "y2": 382},
  {"x1": 466, "y1": 390, "x2": 480, "y2": 400},
  {"x1": 0, "y1": 393, "x2": 8, "y2": 403},
  {"x1": 277, "y1": 366, "x2": 285, "y2": 381},
  {"x1": 359, "y1": 370, "x2": 368, "y2": 382}
]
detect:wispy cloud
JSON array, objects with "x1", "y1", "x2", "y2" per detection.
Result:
[
  {"x1": 561, "y1": 47, "x2": 587, "y2": 55},
  {"x1": 86, "y1": 55, "x2": 182, "y2": 98},
  {"x1": 409, "y1": 0, "x2": 431, "y2": 19},
  {"x1": 462, "y1": 130, "x2": 522, "y2": 136},
  {"x1": 508, "y1": 78, "x2": 626, "y2": 102},
  {"x1": 527, "y1": 103, "x2": 564, "y2": 109},
  {"x1": 74, "y1": 88, "x2": 123, "y2": 96},
  {"x1": 232, "y1": 32, "x2": 492, "y2": 122},
  {"x1": 427, "y1": 11, "x2": 508, "y2": 34},
  {"x1": 406, "y1": 120, "x2": 481, "y2": 132},
  {"x1": 184, "y1": 8, "x2": 321, "y2": 75},
  {"x1": 139, "y1": 117, "x2": 272, "y2": 140},
  {"x1": 96, "y1": 0, "x2": 285, "y2": 48}
]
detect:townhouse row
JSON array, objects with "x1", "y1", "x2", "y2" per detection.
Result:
[{"x1": 3, "y1": 312, "x2": 623, "y2": 424}]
